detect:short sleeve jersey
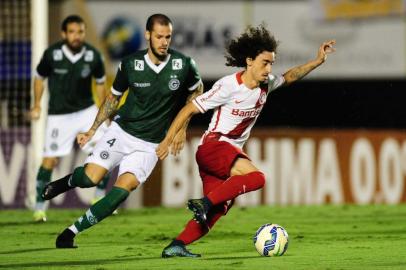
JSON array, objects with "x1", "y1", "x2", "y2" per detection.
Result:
[
  {"x1": 193, "y1": 71, "x2": 285, "y2": 149},
  {"x1": 36, "y1": 41, "x2": 105, "y2": 115},
  {"x1": 111, "y1": 49, "x2": 201, "y2": 143}
]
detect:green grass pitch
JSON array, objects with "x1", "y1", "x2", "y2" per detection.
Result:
[{"x1": 1, "y1": 205, "x2": 406, "y2": 270}]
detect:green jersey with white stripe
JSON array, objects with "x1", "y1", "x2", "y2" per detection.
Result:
[
  {"x1": 36, "y1": 41, "x2": 105, "y2": 115},
  {"x1": 112, "y1": 49, "x2": 201, "y2": 143}
]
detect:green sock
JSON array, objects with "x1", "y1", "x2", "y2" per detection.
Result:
[
  {"x1": 73, "y1": 187, "x2": 129, "y2": 232},
  {"x1": 36, "y1": 166, "x2": 52, "y2": 202},
  {"x1": 70, "y1": 166, "x2": 96, "y2": 188}
]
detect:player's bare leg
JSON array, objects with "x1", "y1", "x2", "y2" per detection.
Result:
[
  {"x1": 55, "y1": 173, "x2": 139, "y2": 248},
  {"x1": 187, "y1": 158, "x2": 263, "y2": 225}
]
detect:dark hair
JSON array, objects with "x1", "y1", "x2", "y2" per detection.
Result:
[
  {"x1": 146, "y1": 14, "x2": 172, "y2": 32},
  {"x1": 61, "y1": 15, "x2": 85, "y2": 32},
  {"x1": 225, "y1": 24, "x2": 279, "y2": 67}
]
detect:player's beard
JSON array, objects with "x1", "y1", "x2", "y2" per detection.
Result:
[
  {"x1": 150, "y1": 39, "x2": 168, "y2": 62},
  {"x1": 65, "y1": 40, "x2": 83, "y2": 54}
]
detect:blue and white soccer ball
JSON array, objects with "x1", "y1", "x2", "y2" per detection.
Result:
[{"x1": 253, "y1": 223, "x2": 289, "y2": 257}]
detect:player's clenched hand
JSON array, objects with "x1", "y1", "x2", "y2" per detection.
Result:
[
  {"x1": 29, "y1": 106, "x2": 41, "y2": 120},
  {"x1": 317, "y1": 40, "x2": 336, "y2": 63},
  {"x1": 156, "y1": 139, "x2": 170, "y2": 160},
  {"x1": 77, "y1": 130, "x2": 95, "y2": 147},
  {"x1": 170, "y1": 129, "x2": 186, "y2": 156}
]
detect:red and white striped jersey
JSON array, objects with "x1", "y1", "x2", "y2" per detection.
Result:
[{"x1": 193, "y1": 71, "x2": 285, "y2": 149}]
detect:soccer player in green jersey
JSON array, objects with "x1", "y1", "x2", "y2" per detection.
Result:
[
  {"x1": 30, "y1": 15, "x2": 112, "y2": 222},
  {"x1": 41, "y1": 14, "x2": 204, "y2": 248}
]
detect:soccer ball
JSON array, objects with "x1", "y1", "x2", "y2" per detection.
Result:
[{"x1": 253, "y1": 223, "x2": 289, "y2": 257}]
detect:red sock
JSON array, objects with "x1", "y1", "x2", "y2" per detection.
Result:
[
  {"x1": 176, "y1": 204, "x2": 229, "y2": 245},
  {"x1": 207, "y1": 171, "x2": 265, "y2": 205}
]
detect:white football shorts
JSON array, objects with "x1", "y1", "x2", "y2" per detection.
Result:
[
  {"x1": 84, "y1": 121, "x2": 158, "y2": 184},
  {"x1": 43, "y1": 105, "x2": 107, "y2": 157}
]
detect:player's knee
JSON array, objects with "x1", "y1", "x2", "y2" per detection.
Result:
[
  {"x1": 42, "y1": 157, "x2": 58, "y2": 169},
  {"x1": 251, "y1": 171, "x2": 265, "y2": 189},
  {"x1": 115, "y1": 173, "x2": 140, "y2": 192},
  {"x1": 84, "y1": 164, "x2": 107, "y2": 184}
]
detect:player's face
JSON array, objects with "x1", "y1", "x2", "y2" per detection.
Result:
[
  {"x1": 248, "y1": 51, "x2": 275, "y2": 83},
  {"x1": 146, "y1": 23, "x2": 172, "y2": 62},
  {"x1": 62, "y1": 22, "x2": 85, "y2": 53}
]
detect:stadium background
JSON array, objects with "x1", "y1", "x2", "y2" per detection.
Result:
[{"x1": 1, "y1": 0, "x2": 405, "y2": 209}]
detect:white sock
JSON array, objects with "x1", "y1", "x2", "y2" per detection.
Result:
[{"x1": 69, "y1": 224, "x2": 79, "y2": 235}]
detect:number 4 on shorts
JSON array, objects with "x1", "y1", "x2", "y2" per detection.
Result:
[{"x1": 107, "y1": 138, "x2": 116, "y2": 147}]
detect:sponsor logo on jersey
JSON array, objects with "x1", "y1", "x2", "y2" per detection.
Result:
[
  {"x1": 169, "y1": 78, "x2": 180, "y2": 90},
  {"x1": 231, "y1": 107, "x2": 262, "y2": 118},
  {"x1": 81, "y1": 64, "x2": 91, "y2": 78},
  {"x1": 84, "y1": 51, "x2": 94, "y2": 62},
  {"x1": 172, "y1": 59, "x2": 182, "y2": 70},
  {"x1": 134, "y1": 60, "x2": 144, "y2": 71},
  {"x1": 53, "y1": 49, "x2": 63, "y2": 61},
  {"x1": 200, "y1": 84, "x2": 221, "y2": 102},
  {"x1": 54, "y1": 68, "x2": 68, "y2": 74},
  {"x1": 133, "y1": 82, "x2": 151, "y2": 87}
]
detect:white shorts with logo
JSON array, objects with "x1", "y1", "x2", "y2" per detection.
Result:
[
  {"x1": 85, "y1": 121, "x2": 158, "y2": 184},
  {"x1": 43, "y1": 105, "x2": 107, "y2": 157}
]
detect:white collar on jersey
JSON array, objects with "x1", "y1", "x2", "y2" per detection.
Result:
[
  {"x1": 144, "y1": 53, "x2": 171, "y2": 74},
  {"x1": 62, "y1": 44, "x2": 86, "y2": 63}
]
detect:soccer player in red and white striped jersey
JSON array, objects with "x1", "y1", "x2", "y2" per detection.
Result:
[{"x1": 157, "y1": 24, "x2": 336, "y2": 258}]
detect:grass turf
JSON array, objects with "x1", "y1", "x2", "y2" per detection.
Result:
[{"x1": 1, "y1": 205, "x2": 406, "y2": 270}]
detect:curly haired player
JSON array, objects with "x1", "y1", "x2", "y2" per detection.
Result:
[{"x1": 157, "y1": 24, "x2": 336, "y2": 257}]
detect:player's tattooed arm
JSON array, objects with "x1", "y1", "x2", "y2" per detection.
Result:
[
  {"x1": 170, "y1": 82, "x2": 204, "y2": 156},
  {"x1": 77, "y1": 92, "x2": 119, "y2": 147},
  {"x1": 90, "y1": 92, "x2": 120, "y2": 132},
  {"x1": 283, "y1": 40, "x2": 336, "y2": 85}
]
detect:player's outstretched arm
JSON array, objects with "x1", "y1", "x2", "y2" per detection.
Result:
[
  {"x1": 77, "y1": 91, "x2": 120, "y2": 147},
  {"x1": 156, "y1": 102, "x2": 201, "y2": 160},
  {"x1": 283, "y1": 40, "x2": 336, "y2": 85},
  {"x1": 170, "y1": 83, "x2": 204, "y2": 156}
]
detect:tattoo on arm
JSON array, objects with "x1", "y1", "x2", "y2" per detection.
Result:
[
  {"x1": 90, "y1": 93, "x2": 120, "y2": 131},
  {"x1": 284, "y1": 60, "x2": 321, "y2": 84},
  {"x1": 288, "y1": 66, "x2": 309, "y2": 81}
]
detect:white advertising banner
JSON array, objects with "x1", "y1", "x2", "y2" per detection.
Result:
[{"x1": 86, "y1": 0, "x2": 405, "y2": 79}]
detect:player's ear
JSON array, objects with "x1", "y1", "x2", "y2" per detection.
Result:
[
  {"x1": 246, "y1": 57, "x2": 253, "y2": 67},
  {"x1": 61, "y1": 31, "x2": 66, "y2": 40},
  {"x1": 145, "y1": 31, "x2": 151, "y2": 41}
]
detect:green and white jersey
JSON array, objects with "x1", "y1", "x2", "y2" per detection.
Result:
[
  {"x1": 35, "y1": 41, "x2": 105, "y2": 115},
  {"x1": 111, "y1": 49, "x2": 201, "y2": 143}
]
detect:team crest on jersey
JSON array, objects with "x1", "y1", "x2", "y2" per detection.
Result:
[
  {"x1": 53, "y1": 50, "x2": 63, "y2": 61},
  {"x1": 169, "y1": 78, "x2": 180, "y2": 90},
  {"x1": 259, "y1": 91, "x2": 267, "y2": 105},
  {"x1": 172, "y1": 59, "x2": 182, "y2": 70},
  {"x1": 84, "y1": 51, "x2": 94, "y2": 62},
  {"x1": 81, "y1": 64, "x2": 91, "y2": 78},
  {"x1": 134, "y1": 60, "x2": 144, "y2": 71}
]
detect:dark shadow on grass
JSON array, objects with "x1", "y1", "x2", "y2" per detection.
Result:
[
  {"x1": 0, "y1": 220, "x2": 58, "y2": 226},
  {"x1": 203, "y1": 255, "x2": 262, "y2": 260},
  {"x1": 0, "y1": 248, "x2": 55, "y2": 255},
  {"x1": 0, "y1": 256, "x2": 157, "y2": 269}
]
